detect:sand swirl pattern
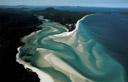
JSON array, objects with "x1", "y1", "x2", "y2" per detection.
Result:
[{"x1": 17, "y1": 14, "x2": 128, "y2": 82}]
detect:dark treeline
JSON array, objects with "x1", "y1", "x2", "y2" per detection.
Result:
[
  {"x1": 0, "y1": 9, "x2": 41, "y2": 28},
  {"x1": 0, "y1": 9, "x2": 41, "y2": 82},
  {"x1": 30, "y1": 7, "x2": 92, "y2": 24},
  {"x1": 30, "y1": 7, "x2": 93, "y2": 31}
]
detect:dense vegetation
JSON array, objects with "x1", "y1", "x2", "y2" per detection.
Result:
[
  {"x1": 0, "y1": 9, "x2": 41, "y2": 82},
  {"x1": 30, "y1": 7, "x2": 93, "y2": 31}
]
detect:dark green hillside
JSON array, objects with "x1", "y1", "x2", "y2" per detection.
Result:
[
  {"x1": 0, "y1": 10, "x2": 41, "y2": 82},
  {"x1": 30, "y1": 7, "x2": 93, "y2": 31},
  {"x1": 0, "y1": 11, "x2": 40, "y2": 28}
]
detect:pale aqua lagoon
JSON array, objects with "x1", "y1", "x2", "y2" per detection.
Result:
[{"x1": 17, "y1": 14, "x2": 128, "y2": 82}]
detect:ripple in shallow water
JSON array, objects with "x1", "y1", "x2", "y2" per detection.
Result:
[{"x1": 17, "y1": 14, "x2": 128, "y2": 82}]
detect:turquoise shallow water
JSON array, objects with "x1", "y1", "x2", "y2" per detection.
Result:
[{"x1": 17, "y1": 14, "x2": 128, "y2": 82}]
